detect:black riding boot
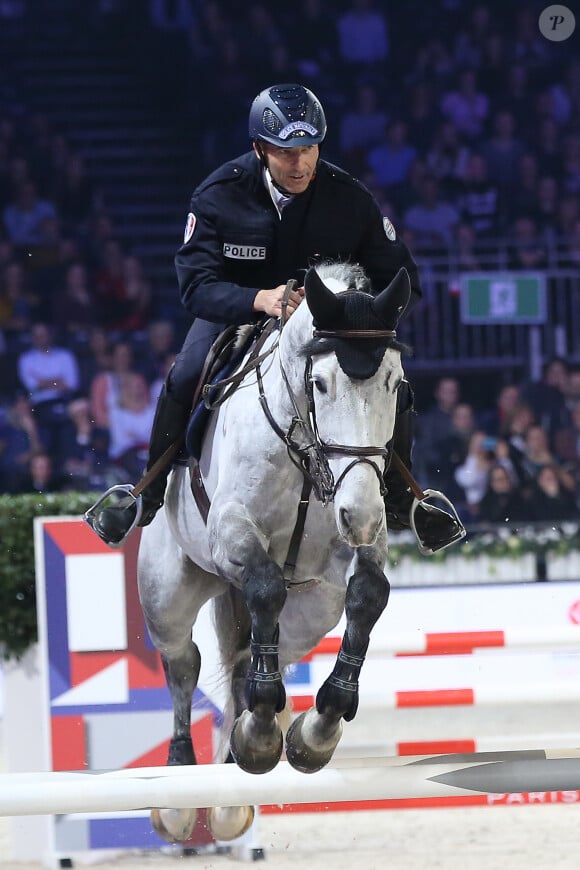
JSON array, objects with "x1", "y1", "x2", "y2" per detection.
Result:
[
  {"x1": 384, "y1": 401, "x2": 465, "y2": 554},
  {"x1": 92, "y1": 386, "x2": 190, "y2": 546}
]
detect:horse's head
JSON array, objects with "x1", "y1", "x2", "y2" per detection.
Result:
[{"x1": 280, "y1": 262, "x2": 411, "y2": 548}]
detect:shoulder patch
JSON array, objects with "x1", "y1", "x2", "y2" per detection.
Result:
[
  {"x1": 383, "y1": 216, "x2": 396, "y2": 241},
  {"x1": 183, "y1": 212, "x2": 196, "y2": 244}
]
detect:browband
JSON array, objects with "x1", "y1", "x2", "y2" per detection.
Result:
[{"x1": 313, "y1": 329, "x2": 397, "y2": 339}]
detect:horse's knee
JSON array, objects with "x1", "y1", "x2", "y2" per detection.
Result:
[{"x1": 242, "y1": 561, "x2": 287, "y2": 620}]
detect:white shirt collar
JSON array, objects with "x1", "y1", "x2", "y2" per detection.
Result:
[{"x1": 263, "y1": 167, "x2": 294, "y2": 217}]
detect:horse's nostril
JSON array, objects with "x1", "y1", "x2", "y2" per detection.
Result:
[{"x1": 339, "y1": 507, "x2": 350, "y2": 530}]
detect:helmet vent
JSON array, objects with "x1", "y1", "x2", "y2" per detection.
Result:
[{"x1": 263, "y1": 108, "x2": 282, "y2": 135}]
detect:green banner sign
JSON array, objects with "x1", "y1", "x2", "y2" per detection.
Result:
[{"x1": 460, "y1": 272, "x2": 547, "y2": 324}]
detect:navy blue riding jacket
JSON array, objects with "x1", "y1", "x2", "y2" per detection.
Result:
[{"x1": 174, "y1": 151, "x2": 422, "y2": 326}]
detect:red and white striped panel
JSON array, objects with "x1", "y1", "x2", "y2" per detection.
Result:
[{"x1": 302, "y1": 626, "x2": 580, "y2": 660}]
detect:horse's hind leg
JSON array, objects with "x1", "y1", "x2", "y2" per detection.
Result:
[
  {"x1": 139, "y1": 529, "x2": 224, "y2": 843},
  {"x1": 286, "y1": 549, "x2": 390, "y2": 773},
  {"x1": 205, "y1": 585, "x2": 256, "y2": 841}
]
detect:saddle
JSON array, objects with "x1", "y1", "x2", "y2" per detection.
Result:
[{"x1": 185, "y1": 324, "x2": 257, "y2": 460}]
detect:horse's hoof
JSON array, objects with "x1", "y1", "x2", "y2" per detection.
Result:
[
  {"x1": 230, "y1": 710, "x2": 283, "y2": 774},
  {"x1": 150, "y1": 808, "x2": 198, "y2": 843},
  {"x1": 208, "y1": 805, "x2": 255, "y2": 841},
  {"x1": 285, "y1": 708, "x2": 342, "y2": 774}
]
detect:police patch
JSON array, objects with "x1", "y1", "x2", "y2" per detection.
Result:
[
  {"x1": 183, "y1": 212, "x2": 196, "y2": 243},
  {"x1": 223, "y1": 243, "x2": 266, "y2": 260},
  {"x1": 383, "y1": 216, "x2": 396, "y2": 241},
  {"x1": 279, "y1": 121, "x2": 319, "y2": 140}
]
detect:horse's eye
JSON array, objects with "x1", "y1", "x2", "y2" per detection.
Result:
[{"x1": 312, "y1": 376, "x2": 327, "y2": 395}]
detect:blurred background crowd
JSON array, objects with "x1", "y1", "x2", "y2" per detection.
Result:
[{"x1": 0, "y1": 0, "x2": 579, "y2": 530}]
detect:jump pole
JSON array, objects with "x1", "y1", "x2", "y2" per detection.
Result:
[{"x1": 2, "y1": 750, "x2": 580, "y2": 817}]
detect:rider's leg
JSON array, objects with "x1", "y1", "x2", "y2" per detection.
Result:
[
  {"x1": 383, "y1": 380, "x2": 465, "y2": 552},
  {"x1": 92, "y1": 320, "x2": 223, "y2": 546}
]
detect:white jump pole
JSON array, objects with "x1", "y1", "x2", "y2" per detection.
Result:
[{"x1": 2, "y1": 751, "x2": 580, "y2": 817}]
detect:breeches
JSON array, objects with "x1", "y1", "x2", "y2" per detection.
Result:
[{"x1": 166, "y1": 318, "x2": 225, "y2": 408}]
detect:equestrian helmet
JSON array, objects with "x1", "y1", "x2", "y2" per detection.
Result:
[{"x1": 249, "y1": 84, "x2": 327, "y2": 147}]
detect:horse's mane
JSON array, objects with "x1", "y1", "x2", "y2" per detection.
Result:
[{"x1": 312, "y1": 260, "x2": 372, "y2": 293}]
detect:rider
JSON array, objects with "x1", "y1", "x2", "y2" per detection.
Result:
[{"x1": 91, "y1": 83, "x2": 464, "y2": 553}]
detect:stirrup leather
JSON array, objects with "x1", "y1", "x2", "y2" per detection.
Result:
[
  {"x1": 84, "y1": 484, "x2": 143, "y2": 549},
  {"x1": 409, "y1": 489, "x2": 466, "y2": 556}
]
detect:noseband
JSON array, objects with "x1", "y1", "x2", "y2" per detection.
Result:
[{"x1": 257, "y1": 325, "x2": 397, "y2": 506}]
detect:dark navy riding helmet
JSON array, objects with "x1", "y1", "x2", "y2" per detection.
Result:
[{"x1": 249, "y1": 84, "x2": 327, "y2": 147}]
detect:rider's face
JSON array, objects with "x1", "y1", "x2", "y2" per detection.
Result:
[{"x1": 256, "y1": 142, "x2": 319, "y2": 194}]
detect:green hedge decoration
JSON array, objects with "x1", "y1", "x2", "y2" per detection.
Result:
[
  {"x1": 0, "y1": 493, "x2": 579, "y2": 661},
  {"x1": 0, "y1": 493, "x2": 98, "y2": 661}
]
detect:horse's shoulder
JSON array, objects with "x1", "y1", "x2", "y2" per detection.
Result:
[{"x1": 194, "y1": 153, "x2": 256, "y2": 197}]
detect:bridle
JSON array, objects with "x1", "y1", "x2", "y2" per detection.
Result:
[{"x1": 256, "y1": 322, "x2": 399, "y2": 507}]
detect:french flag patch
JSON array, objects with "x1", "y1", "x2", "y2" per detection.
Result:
[{"x1": 184, "y1": 212, "x2": 196, "y2": 243}]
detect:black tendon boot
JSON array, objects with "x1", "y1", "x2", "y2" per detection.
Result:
[
  {"x1": 384, "y1": 387, "x2": 465, "y2": 554},
  {"x1": 92, "y1": 386, "x2": 190, "y2": 546}
]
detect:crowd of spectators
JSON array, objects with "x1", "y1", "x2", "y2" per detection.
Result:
[
  {"x1": 0, "y1": 0, "x2": 579, "y2": 527},
  {"x1": 413, "y1": 364, "x2": 580, "y2": 528}
]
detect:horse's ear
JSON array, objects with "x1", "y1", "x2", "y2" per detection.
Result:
[
  {"x1": 305, "y1": 267, "x2": 345, "y2": 326},
  {"x1": 372, "y1": 267, "x2": 411, "y2": 329}
]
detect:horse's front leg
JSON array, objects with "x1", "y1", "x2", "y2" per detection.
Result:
[
  {"x1": 210, "y1": 503, "x2": 287, "y2": 774},
  {"x1": 286, "y1": 547, "x2": 390, "y2": 773}
]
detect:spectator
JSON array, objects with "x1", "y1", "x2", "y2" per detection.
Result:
[
  {"x1": 51, "y1": 153, "x2": 100, "y2": 233},
  {"x1": 477, "y1": 462, "x2": 531, "y2": 525},
  {"x1": 478, "y1": 383, "x2": 522, "y2": 438},
  {"x1": 480, "y1": 109, "x2": 527, "y2": 192},
  {"x1": 535, "y1": 118, "x2": 563, "y2": 180},
  {"x1": 517, "y1": 424, "x2": 559, "y2": 485},
  {"x1": 527, "y1": 464, "x2": 577, "y2": 522},
  {"x1": 520, "y1": 357, "x2": 571, "y2": 438},
  {"x1": 108, "y1": 376, "x2": 155, "y2": 480},
  {"x1": 403, "y1": 174, "x2": 460, "y2": 249},
  {"x1": 284, "y1": 0, "x2": 337, "y2": 82},
  {"x1": 2, "y1": 180, "x2": 58, "y2": 248},
  {"x1": 554, "y1": 403, "x2": 580, "y2": 486},
  {"x1": 0, "y1": 260, "x2": 33, "y2": 334},
  {"x1": 77, "y1": 325, "x2": 112, "y2": 393},
  {"x1": 508, "y1": 153, "x2": 540, "y2": 221},
  {"x1": 508, "y1": 216, "x2": 547, "y2": 270},
  {"x1": 454, "y1": 430, "x2": 496, "y2": 520},
  {"x1": 425, "y1": 121, "x2": 471, "y2": 199},
  {"x1": 429, "y1": 401, "x2": 478, "y2": 504},
  {"x1": 336, "y1": 0, "x2": 389, "y2": 69},
  {"x1": 17, "y1": 322, "x2": 80, "y2": 458},
  {"x1": 406, "y1": 81, "x2": 441, "y2": 152},
  {"x1": 440, "y1": 68, "x2": 489, "y2": 141},
  {"x1": 451, "y1": 222, "x2": 481, "y2": 271},
  {"x1": 18, "y1": 450, "x2": 64, "y2": 494},
  {"x1": 562, "y1": 133, "x2": 580, "y2": 196},
  {"x1": 0, "y1": 394, "x2": 44, "y2": 493},
  {"x1": 52, "y1": 260, "x2": 97, "y2": 337},
  {"x1": 414, "y1": 376, "x2": 461, "y2": 485},
  {"x1": 502, "y1": 400, "x2": 536, "y2": 483},
  {"x1": 458, "y1": 154, "x2": 502, "y2": 238},
  {"x1": 60, "y1": 397, "x2": 111, "y2": 491},
  {"x1": 366, "y1": 119, "x2": 417, "y2": 193},
  {"x1": 89, "y1": 340, "x2": 149, "y2": 429},
  {"x1": 137, "y1": 319, "x2": 178, "y2": 384},
  {"x1": 339, "y1": 83, "x2": 389, "y2": 171}
]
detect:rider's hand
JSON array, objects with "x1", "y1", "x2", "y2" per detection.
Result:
[{"x1": 253, "y1": 284, "x2": 304, "y2": 318}]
